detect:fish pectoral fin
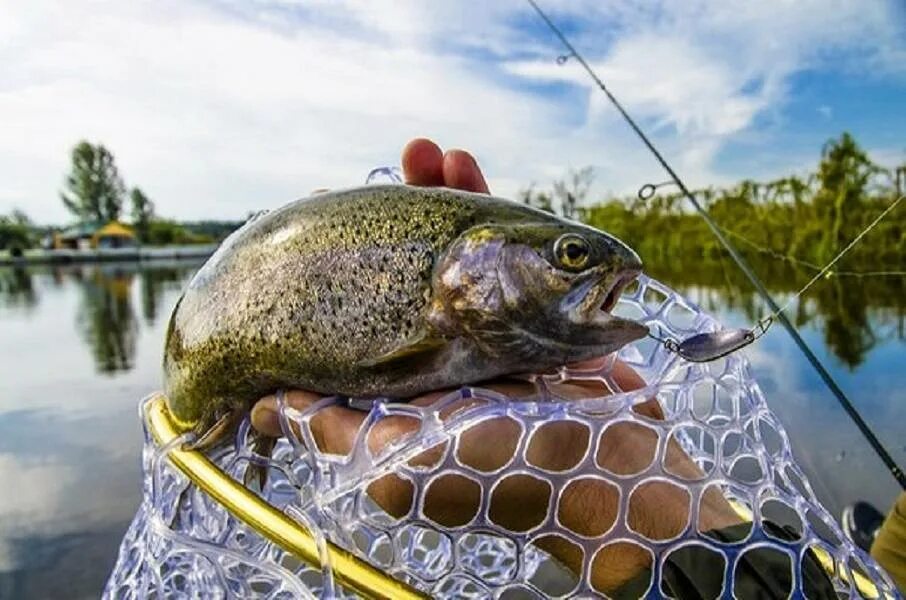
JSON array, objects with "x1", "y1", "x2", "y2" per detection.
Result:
[
  {"x1": 357, "y1": 332, "x2": 445, "y2": 368},
  {"x1": 244, "y1": 433, "x2": 277, "y2": 491},
  {"x1": 184, "y1": 408, "x2": 243, "y2": 451}
]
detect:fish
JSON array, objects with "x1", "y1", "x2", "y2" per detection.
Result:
[{"x1": 162, "y1": 184, "x2": 646, "y2": 450}]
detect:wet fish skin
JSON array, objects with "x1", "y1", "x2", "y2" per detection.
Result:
[{"x1": 163, "y1": 184, "x2": 645, "y2": 436}]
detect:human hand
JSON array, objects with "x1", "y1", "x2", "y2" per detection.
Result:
[
  {"x1": 251, "y1": 355, "x2": 718, "y2": 593},
  {"x1": 250, "y1": 360, "x2": 654, "y2": 535}
]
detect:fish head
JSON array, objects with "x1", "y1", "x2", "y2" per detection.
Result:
[{"x1": 431, "y1": 219, "x2": 648, "y2": 363}]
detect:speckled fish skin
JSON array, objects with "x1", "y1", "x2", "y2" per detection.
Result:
[{"x1": 163, "y1": 184, "x2": 646, "y2": 434}]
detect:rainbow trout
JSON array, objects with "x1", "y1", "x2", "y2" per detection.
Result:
[{"x1": 163, "y1": 184, "x2": 645, "y2": 446}]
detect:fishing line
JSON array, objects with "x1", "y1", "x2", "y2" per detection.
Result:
[
  {"x1": 768, "y1": 195, "x2": 903, "y2": 317},
  {"x1": 526, "y1": 0, "x2": 906, "y2": 489},
  {"x1": 718, "y1": 225, "x2": 906, "y2": 277}
]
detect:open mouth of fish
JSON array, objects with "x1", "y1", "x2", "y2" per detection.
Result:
[
  {"x1": 562, "y1": 266, "x2": 642, "y2": 325},
  {"x1": 601, "y1": 271, "x2": 635, "y2": 313}
]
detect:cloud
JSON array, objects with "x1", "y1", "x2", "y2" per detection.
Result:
[
  {"x1": 1, "y1": 0, "x2": 562, "y2": 222},
  {"x1": 506, "y1": 0, "x2": 905, "y2": 170},
  {"x1": 0, "y1": 0, "x2": 904, "y2": 223}
]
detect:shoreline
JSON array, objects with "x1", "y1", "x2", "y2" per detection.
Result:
[{"x1": 0, "y1": 245, "x2": 217, "y2": 266}]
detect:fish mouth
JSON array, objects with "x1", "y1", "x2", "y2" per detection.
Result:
[
  {"x1": 599, "y1": 270, "x2": 636, "y2": 314},
  {"x1": 562, "y1": 265, "x2": 640, "y2": 321}
]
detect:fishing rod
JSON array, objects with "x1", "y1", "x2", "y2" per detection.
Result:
[{"x1": 526, "y1": 0, "x2": 906, "y2": 490}]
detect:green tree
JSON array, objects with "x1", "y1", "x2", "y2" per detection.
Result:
[
  {"x1": 814, "y1": 132, "x2": 883, "y2": 263},
  {"x1": 60, "y1": 141, "x2": 126, "y2": 222},
  {"x1": 0, "y1": 214, "x2": 32, "y2": 251},
  {"x1": 145, "y1": 219, "x2": 214, "y2": 245},
  {"x1": 10, "y1": 209, "x2": 32, "y2": 227},
  {"x1": 894, "y1": 164, "x2": 906, "y2": 196},
  {"x1": 130, "y1": 187, "x2": 155, "y2": 243}
]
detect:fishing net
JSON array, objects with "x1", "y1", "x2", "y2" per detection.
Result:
[{"x1": 104, "y1": 271, "x2": 900, "y2": 598}]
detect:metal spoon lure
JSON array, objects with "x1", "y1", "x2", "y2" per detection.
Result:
[{"x1": 649, "y1": 318, "x2": 772, "y2": 363}]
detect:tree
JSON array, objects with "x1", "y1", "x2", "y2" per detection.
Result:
[
  {"x1": 814, "y1": 132, "x2": 883, "y2": 263},
  {"x1": 10, "y1": 209, "x2": 32, "y2": 227},
  {"x1": 895, "y1": 164, "x2": 906, "y2": 196},
  {"x1": 130, "y1": 187, "x2": 155, "y2": 242},
  {"x1": 518, "y1": 183, "x2": 554, "y2": 214},
  {"x1": 0, "y1": 215, "x2": 32, "y2": 251},
  {"x1": 552, "y1": 166, "x2": 594, "y2": 219},
  {"x1": 60, "y1": 141, "x2": 126, "y2": 222}
]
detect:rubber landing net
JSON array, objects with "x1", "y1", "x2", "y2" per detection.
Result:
[{"x1": 104, "y1": 272, "x2": 900, "y2": 599}]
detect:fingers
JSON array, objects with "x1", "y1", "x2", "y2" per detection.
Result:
[
  {"x1": 442, "y1": 149, "x2": 490, "y2": 194},
  {"x1": 251, "y1": 391, "x2": 435, "y2": 456},
  {"x1": 556, "y1": 357, "x2": 663, "y2": 419},
  {"x1": 563, "y1": 357, "x2": 647, "y2": 392},
  {"x1": 401, "y1": 138, "x2": 491, "y2": 194},
  {"x1": 555, "y1": 356, "x2": 647, "y2": 398},
  {"x1": 250, "y1": 360, "x2": 653, "y2": 454},
  {"x1": 604, "y1": 359, "x2": 664, "y2": 418},
  {"x1": 251, "y1": 390, "x2": 322, "y2": 437},
  {"x1": 401, "y1": 138, "x2": 444, "y2": 186},
  {"x1": 252, "y1": 392, "x2": 422, "y2": 518},
  {"x1": 251, "y1": 391, "x2": 365, "y2": 455}
]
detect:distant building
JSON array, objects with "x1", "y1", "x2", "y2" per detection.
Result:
[{"x1": 55, "y1": 221, "x2": 137, "y2": 250}]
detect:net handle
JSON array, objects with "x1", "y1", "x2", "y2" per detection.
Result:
[{"x1": 143, "y1": 394, "x2": 428, "y2": 600}]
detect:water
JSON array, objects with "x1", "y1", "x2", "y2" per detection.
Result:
[
  {"x1": 0, "y1": 262, "x2": 195, "y2": 599},
  {"x1": 0, "y1": 261, "x2": 903, "y2": 598}
]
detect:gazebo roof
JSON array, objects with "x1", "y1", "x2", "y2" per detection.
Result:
[{"x1": 95, "y1": 221, "x2": 135, "y2": 238}]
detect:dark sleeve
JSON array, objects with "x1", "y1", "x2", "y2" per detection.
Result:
[{"x1": 611, "y1": 522, "x2": 837, "y2": 599}]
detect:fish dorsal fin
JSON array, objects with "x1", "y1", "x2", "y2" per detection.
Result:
[{"x1": 357, "y1": 330, "x2": 445, "y2": 368}]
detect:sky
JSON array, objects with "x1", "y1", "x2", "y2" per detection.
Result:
[{"x1": 1, "y1": 0, "x2": 905, "y2": 224}]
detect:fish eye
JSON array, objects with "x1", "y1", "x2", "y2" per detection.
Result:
[{"x1": 554, "y1": 234, "x2": 591, "y2": 271}]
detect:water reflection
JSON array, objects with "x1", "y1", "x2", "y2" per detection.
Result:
[
  {"x1": 645, "y1": 254, "x2": 905, "y2": 368},
  {"x1": 0, "y1": 267, "x2": 37, "y2": 310},
  {"x1": 75, "y1": 266, "x2": 139, "y2": 373},
  {"x1": 139, "y1": 266, "x2": 190, "y2": 326},
  {"x1": 0, "y1": 263, "x2": 199, "y2": 374},
  {"x1": 0, "y1": 261, "x2": 202, "y2": 598},
  {"x1": 2, "y1": 256, "x2": 901, "y2": 369}
]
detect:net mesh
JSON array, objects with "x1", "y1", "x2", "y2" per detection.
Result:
[{"x1": 104, "y1": 274, "x2": 900, "y2": 598}]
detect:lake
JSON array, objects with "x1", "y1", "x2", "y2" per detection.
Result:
[{"x1": 0, "y1": 260, "x2": 903, "y2": 598}]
